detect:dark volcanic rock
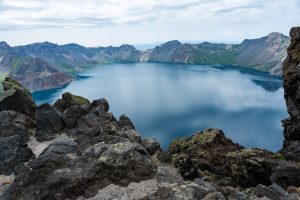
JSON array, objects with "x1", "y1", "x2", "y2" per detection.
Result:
[
  {"x1": 0, "y1": 77, "x2": 36, "y2": 119},
  {"x1": 0, "y1": 110, "x2": 35, "y2": 175},
  {"x1": 169, "y1": 129, "x2": 243, "y2": 179},
  {"x1": 226, "y1": 148, "x2": 300, "y2": 189},
  {"x1": 35, "y1": 103, "x2": 64, "y2": 142},
  {"x1": 53, "y1": 92, "x2": 90, "y2": 113},
  {"x1": 226, "y1": 149, "x2": 277, "y2": 187},
  {"x1": 282, "y1": 27, "x2": 300, "y2": 161},
  {"x1": 0, "y1": 110, "x2": 35, "y2": 143},
  {"x1": 119, "y1": 114, "x2": 135, "y2": 131},
  {"x1": 63, "y1": 105, "x2": 89, "y2": 129},
  {"x1": 0, "y1": 135, "x2": 34, "y2": 175},
  {"x1": 279, "y1": 140, "x2": 300, "y2": 161},
  {"x1": 7, "y1": 95, "x2": 157, "y2": 200},
  {"x1": 254, "y1": 184, "x2": 291, "y2": 200},
  {"x1": 142, "y1": 138, "x2": 161, "y2": 155}
]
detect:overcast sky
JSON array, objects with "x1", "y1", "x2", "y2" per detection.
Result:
[{"x1": 0, "y1": 0, "x2": 299, "y2": 46}]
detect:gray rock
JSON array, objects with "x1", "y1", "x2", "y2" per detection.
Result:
[
  {"x1": 121, "y1": 129, "x2": 142, "y2": 143},
  {"x1": 254, "y1": 184, "x2": 292, "y2": 200},
  {"x1": 119, "y1": 114, "x2": 135, "y2": 131},
  {"x1": 271, "y1": 162, "x2": 300, "y2": 190},
  {"x1": 40, "y1": 140, "x2": 77, "y2": 156},
  {"x1": 142, "y1": 138, "x2": 161, "y2": 155},
  {"x1": 0, "y1": 110, "x2": 35, "y2": 143},
  {"x1": 0, "y1": 135, "x2": 34, "y2": 175},
  {"x1": 63, "y1": 105, "x2": 88, "y2": 129},
  {"x1": 280, "y1": 141, "x2": 300, "y2": 162},
  {"x1": 0, "y1": 77, "x2": 36, "y2": 119},
  {"x1": 35, "y1": 103, "x2": 64, "y2": 142},
  {"x1": 0, "y1": 184, "x2": 8, "y2": 200},
  {"x1": 0, "y1": 110, "x2": 35, "y2": 175},
  {"x1": 91, "y1": 99, "x2": 109, "y2": 112}
]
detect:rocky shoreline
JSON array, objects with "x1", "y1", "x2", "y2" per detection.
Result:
[{"x1": 0, "y1": 27, "x2": 300, "y2": 200}]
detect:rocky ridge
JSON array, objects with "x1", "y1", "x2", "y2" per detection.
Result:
[
  {"x1": 0, "y1": 32, "x2": 290, "y2": 92},
  {"x1": 0, "y1": 27, "x2": 299, "y2": 200}
]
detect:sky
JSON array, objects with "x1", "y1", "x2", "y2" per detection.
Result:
[{"x1": 0, "y1": 0, "x2": 299, "y2": 47}]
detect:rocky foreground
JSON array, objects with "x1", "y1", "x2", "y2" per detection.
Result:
[{"x1": 0, "y1": 27, "x2": 300, "y2": 200}]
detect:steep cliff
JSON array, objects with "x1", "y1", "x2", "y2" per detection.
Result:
[
  {"x1": 9, "y1": 58, "x2": 73, "y2": 91},
  {"x1": 281, "y1": 27, "x2": 300, "y2": 161},
  {"x1": 236, "y1": 32, "x2": 290, "y2": 75}
]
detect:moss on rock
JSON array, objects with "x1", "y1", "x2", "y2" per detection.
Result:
[{"x1": 53, "y1": 92, "x2": 90, "y2": 113}]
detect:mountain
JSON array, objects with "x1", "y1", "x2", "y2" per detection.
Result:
[
  {"x1": 0, "y1": 42, "x2": 141, "y2": 91},
  {"x1": 141, "y1": 32, "x2": 290, "y2": 75},
  {"x1": 0, "y1": 32, "x2": 290, "y2": 91},
  {"x1": 0, "y1": 42, "x2": 73, "y2": 91},
  {"x1": 9, "y1": 58, "x2": 73, "y2": 92},
  {"x1": 235, "y1": 32, "x2": 290, "y2": 75}
]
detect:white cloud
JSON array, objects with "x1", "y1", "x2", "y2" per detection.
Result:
[{"x1": 0, "y1": 0, "x2": 299, "y2": 45}]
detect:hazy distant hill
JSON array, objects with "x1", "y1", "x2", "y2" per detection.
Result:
[{"x1": 0, "y1": 32, "x2": 290, "y2": 91}]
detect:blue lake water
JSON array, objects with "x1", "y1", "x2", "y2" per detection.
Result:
[{"x1": 32, "y1": 63, "x2": 288, "y2": 151}]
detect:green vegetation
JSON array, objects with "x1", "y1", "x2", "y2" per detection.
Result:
[
  {"x1": 169, "y1": 130, "x2": 218, "y2": 151},
  {"x1": 10, "y1": 57, "x2": 26, "y2": 73},
  {"x1": 274, "y1": 153, "x2": 286, "y2": 160},
  {"x1": 192, "y1": 49, "x2": 239, "y2": 65}
]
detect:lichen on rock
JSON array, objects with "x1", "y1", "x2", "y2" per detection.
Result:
[{"x1": 53, "y1": 92, "x2": 90, "y2": 113}]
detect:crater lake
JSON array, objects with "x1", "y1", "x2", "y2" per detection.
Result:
[{"x1": 32, "y1": 63, "x2": 288, "y2": 151}]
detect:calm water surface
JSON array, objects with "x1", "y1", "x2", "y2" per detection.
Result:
[{"x1": 32, "y1": 63, "x2": 288, "y2": 151}]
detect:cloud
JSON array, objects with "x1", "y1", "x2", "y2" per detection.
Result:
[
  {"x1": 0, "y1": 0, "x2": 299, "y2": 46},
  {"x1": 0, "y1": 0, "x2": 297, "y2": 30}
]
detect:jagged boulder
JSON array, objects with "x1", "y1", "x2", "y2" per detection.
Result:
[
  {"x1": 169, "y1": 129, "x2": 243, "y2": 179},
  {"x1": 0, "y1": 135, "x2": 34, "y2": 175},
  {"x1": 226, "y1": 148, "x2": 300, "y2": 189},
  {"x1": 119, "y1": 114, "x2": 135, "y2": 131},
  {"x1": 0, "y1": 110, "x2": 35, "y2": 175},
  {"x1": 282, "y1": 27, "x2": 300, "y2": 162},
  {"x1": 0, "y1": 77, "x2": 36, "y2": 119},
  {"x1": 226, "y1": 149, "x2": 277, "y2": 187},
  {"x1": 7, "y1": 96, "x2": 157, "y2": 200},
  {"x1": 35, "y1": 103, "x2": 64, "y2": 142},
  {"x1": 63, "y1": 105, "x2": 89, "y2": 129},
  {"x1": 142, "y1": 138, "x2": 161, "y2": 155},
  {"x1": 0, "y1": 110, "x2": 35, "y2": 143},
  {"x1": 53, "y1": 92, "x2": 90, "y2": 113},
  {"x1": 254, "y1": 184, "x2": 292, "y2": 200}
]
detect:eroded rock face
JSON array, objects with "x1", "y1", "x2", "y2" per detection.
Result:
[
  {"x1": 169, "y1": 129, "x2": 300, "y2": 190},
  {"x1": 282, "y1": 27, "x2": 300, "y2": 161},
  {"x1": 0, "y1": 77, "x2": 37, "y2": 119},
  {"x1": 0, "y1": 110, "x2": 35, "y2": 175},
  {"x1": 169, "y1": 129, "x2": 243, "y2": 179}
]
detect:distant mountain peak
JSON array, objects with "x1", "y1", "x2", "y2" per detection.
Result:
[
  {"x1": 267, "y1": 32, "x2": 289, "y2": 38},
  {"x1": 0, "y1": 41, "x2": 10, "y2": 49},
  {"x1": 161, "y1": 40, "x2": 181, "y2": 46}
]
